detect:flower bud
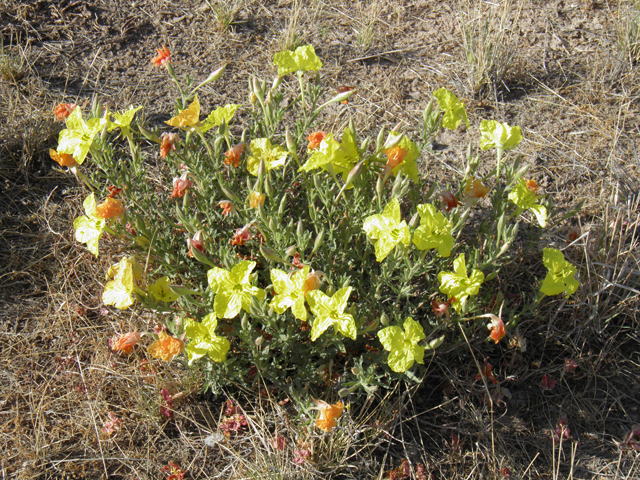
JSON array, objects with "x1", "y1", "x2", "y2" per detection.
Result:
[
  {"x1": 349, "y1": 118, "x2": 357, "y2": 138},
  {"x1": 376, "y1": 127, "x2": 385, "y2": 151},
  {"x1": 311, "y1": 228, "x2": 325, "y2": 255},
  {"x1": 376, "y1": 175, "x2": 385, "y2": 197},
  {"x1": 260, "y1": 245, "x2": 286, "y2": 263},
  {"x1": 285, "y1": 128, "x2": 296, "y2": 153},
  {"x1": 296, "y1": 219, "x2": 304, "y2": 240},
  {"x1": 208, "y1": 64, "x2": 226, "y2": 82},
  {"x1": 285, "y1": 245, "x2": 297, "y2": 258},
  {"x1": 338, "y1": 388, "x2": 352, "y2": 397},
  {"x1": 264, "y1": 173, "x2": 274, "y2": 199},
  {"x1": 409, "y1": 212, "x2": 419, "y2": 229},
  {"x1": 271, "y1": 75, "x2": 282, "y2": 90},
  {"x1": 241, "y1": 315, "x2": 249, "y2": 330},
  {"x1": 342, "y1": 161, "x2": 363, "y2": 189},
  {"x1": 351, "y1": 367, "x2": 361, "y2": 376},
  {"x1": 380, "y1": 312, "x2": 389, "y2": 326},
  {"x1": 255, "y1": 336, "x2": 264, "y2": 347},
  {"x1": 138, "y1": 125, "x2": 161, "y2": 144},
  {"x1": 383, "y1": 132, "x2": 404, "y2": 151}
]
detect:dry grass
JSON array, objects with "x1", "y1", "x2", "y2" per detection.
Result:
[{"x1": 1, "y1": 0, "x2": 640, "y2": 478}]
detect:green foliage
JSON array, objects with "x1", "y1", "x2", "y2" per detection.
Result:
[{"x1": 54, "y1": 45, "x2": 581, "y2": 402}]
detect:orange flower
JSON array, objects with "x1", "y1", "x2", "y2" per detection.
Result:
[
  {"x1": 313, "y1": 398, "x2": 343, "y2": 432},
  {"x1": 224, "y1": 143, "x2": 245, "y2": 167},
  {"x1": 148, "y1": 331, "x2": 184, "y2": 362},
  {"x1": 160, "y1": 133, "x2": 179, "y2": 159},
  {"x1": 383, "y1": 146, "x2": 407, "y2": 169},
  {"x1": 171, "y1": 173, "x2": 193, "y2": 198},
  {"x1": 307, "y1": 131, "x2": 327, "y2": 150},
  {"x1": 219, "y1": 200, "x2": 234, "y2": 216},
  {"x1": 441, "y1": 190, "x2": 460, "y2": 211},
  {"x1": 54, "y1": 103, "x2": 76, "y2": 121},
  {"x1": 152, "y1": 46, "x2": 171, "y2": 67},
  {"x1": 302, "y1": 270, "x2": 322, "y2": 296},
  {"x1": 487, "y1": 315, "x2": 506, "y2": 344},
  {"x1": 464, "y1": 178, "x2": 490, "y2": 204},
  {"x1": 526, "y1": 179, "x2": 539, "y2": 193},
  {"x1": 187, "y1": 230, "x2": 205, "y2": 257},
  {"x1": 248, "y1": 191, "x2": 266, "y2": 208},
  {"x1": 109, "y1": 332, "x2": 142, "y2": 354},
  {"x1": 49, "y1": 148, "x2": 78, "y2": 168},
  {"x1": 95, "y1": 197, "x2": 125, "y2": 219},
  {"x1": 230, "y1": 226, "x2": 252, "y2": 246}
]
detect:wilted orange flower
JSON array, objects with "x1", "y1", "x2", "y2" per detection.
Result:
[
  {"x1": 248, "y1": 191, "x2": 266, "y2": 208},
  {"x1": 464, "y1": 178, "x2": 490, "y2": 203},
  {"x1": 148, "y1": 331, "x2": 184, "y2": 362},
  {"x1": 487, "y1": 315, "x2": 506, "y2": 344},
  {"x1": 383, "y1": 146, "x2": 407, "y2": 169},
  {"x1": 526, "y1": 179, "x2": 539, "y2": 193},
  {"x1": 230, "y1": 225, "x2": 252, "y2": 246},
  {"x1": 187, "y1": 230, "x2": 205, "y2": 257},
  {"x1": 109, "y1": 332, "x2": 142, "y2": 354},
  {"x1": 441, "y1": 190, "x2": 460, "y2": 211},
  {"x1": 54, "y1": 103, "x2": 76, "y2": 121},
  {"x1": 307, "y1": 131, "x2": 327, "y2": 150},
  {"x1": 49, "y1": 148, "x2": 77, "y2": 168},
  {"x1": 160, "y1": 132, "x2": 179, "y2": 159},
  {"x1": 313, "y1": 398, "x2": 343, "y2": 432},
  {"x1": 219, "y1": 200, "x2": 234, "y2": 216},
  {"x1": 432, "y1": 297, "x2": 454, "y2": 320},
  {"x1": 95, "y1": 197, "x2": 125, "y2": 219},
  {"x1": 224, "y1": 143, "x2": 245, "y2": 167},
  {"x1": 475, "y1": 361, "x2": 497, "y2": 384},
  {"x1": 302, "y1": 270, "x2": 322, "y2": 296},
  {"x1": 171, "y1": 173, "x2": 193, "y2": 198},
  {"x1": 152, "y1": 46, "x2": 171, "y2": 67}
]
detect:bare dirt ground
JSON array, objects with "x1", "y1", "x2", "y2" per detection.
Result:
[{"x1": 1, "y1": 0, "x2": 640, "y2": 478}]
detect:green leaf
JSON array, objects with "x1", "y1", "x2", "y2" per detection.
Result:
[
  {"x1": 377, "y1": 317, "x2": 426, "y2": 373},
  {"x1": 433, "y1": 88, "x2": 469, "y2": 130},
  {"x1": 479, "y1": 120, "x2": 522, "y2": 151},
  {"x1": 363, "y1": 198, "x2": 411, "y2": 262},
  {"x1": 184, "y1": 314, "x2": 230, "y2": 364},
  {"x1": 247, "y1": 138, "x2": 288, "y2": 176},
  {"x1": 148, "y1": 276, "x2": 180, "y2": 303},
  {"x1": 269, "y1": 267, "x2": 309, "y2": 321},
  {"x1": 201, "y1": 104, "x2": 241, "y2": 132},
  {"x1": 273, "y1": 44, "x2": 323, "y2": 76},
  {"x1": 412, "y1": 203, "x2": 454, "y2": 257},
  {"x1": 438, "y1": 254, "x2": 485, "y2": 313},
  {"x1": 307, "y1": 287, "x2": 356, "y2": 341},
  {"x1": 207, "y1": 261, "x2": 265, "y2": 318},
  {"x1": 540, "y1": 248, "x2": 579, "y2": 297}
]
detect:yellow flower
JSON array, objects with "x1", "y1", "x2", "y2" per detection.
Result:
[
  {"x1": 248, "y1": 191, "x2": 266, "y2": 208},
  {"x1": 148, "y1": 331, "x2": 184, "y2": 362}
]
